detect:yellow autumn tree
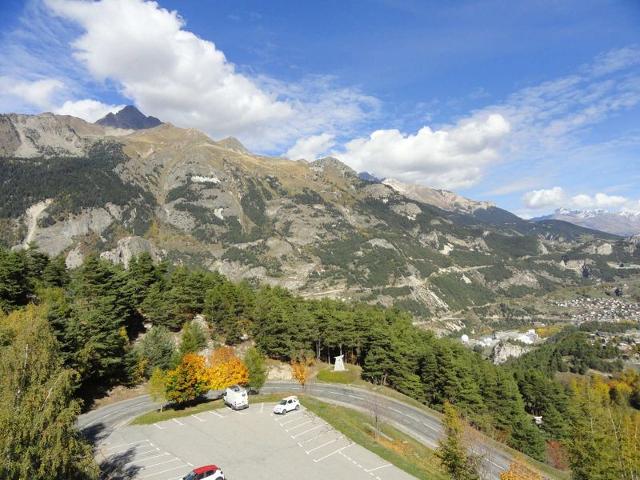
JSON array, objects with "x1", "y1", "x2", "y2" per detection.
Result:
[
  {"x1": 291, "y1": 355, "x2": 311, "y2": 388},
  {"x1": 499, "y1": 458, "x2": 542, "y2": 480},
  {"x1": 164, "y1": 353, "x2": 209, "y2": 404},
  {"x1": 206, "y1": 347, "x2": 249, "y2": 390}
]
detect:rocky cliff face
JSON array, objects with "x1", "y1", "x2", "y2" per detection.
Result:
[{"x1": 1, "y1": 111, "x2": 636, "y2": 326}]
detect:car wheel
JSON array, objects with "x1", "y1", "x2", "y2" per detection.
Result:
[{"x1": 295, "y1": 404, "x2": 300, "y2": 410}]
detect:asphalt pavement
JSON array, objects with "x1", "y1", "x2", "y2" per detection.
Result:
[{"x1": 78, "y1": 381, "x2": 521, "y2": 479}]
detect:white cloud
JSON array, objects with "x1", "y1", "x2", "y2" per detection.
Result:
[
  {"x1": 55, "y1": 99, "x2": 124, "y2": 122},
  {"x1": 523, "y1": 187, "x2": 566, "y2": 209},
  {"x1": 285, "y1": 133, "x2": 336, "y2": 161},
  {"x1": 335, "y1": 113, "x2": 510, "y2": 189},
  {"x1": 523, "y1": 187, "x2": 638, "y2": 212},
  {"x1": 43, "y1": 0, "x2": 377, "y2": 151},
  {"x1": 571, "y1": 192, "x2": 629, "y2": 209},
  {"x1": 0, "y1": 77, "x2": 63, "y2": 109}
]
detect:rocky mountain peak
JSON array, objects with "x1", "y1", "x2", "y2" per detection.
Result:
[
  {"x1": 310, "y1": 156, "x2": 357, "y2": 177},
  {"x1": 216, "y1": 136, "x2": 248, "y2": 153},
  {"x1": 382, "y1": 178, "x2": 494, "y2": 214},
  {"x1": 95, "y1": 105, "x2": 162, "y2": 130}
]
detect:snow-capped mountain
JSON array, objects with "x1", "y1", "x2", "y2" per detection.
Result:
[{"x1": 533, "y1": 208, "x2": 640, "y2": 237}]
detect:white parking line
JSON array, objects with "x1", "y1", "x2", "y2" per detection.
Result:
[
  {"x1": 291, "y1": 424, "x2": 324, "y2": 438},
  {"x1": 191, "y1": 414, "x2": 206, "y2": 422},
  {"x1": 297, "y1": 428, "x2": 331, "y2": 444},
  {"x1": 208, "y1": 410, "x2": 224, "y2": 418},
  {"x1": 154, "y1": 423, "x2": 166, "y2": 430},
  {"x1": 138, "y1": 457, "x2": 182, "y2": 471},
  {"x1": 260, "y1": 402, "x2": 264, "y2": 413},
  {"x1": 305, "y1": 438, "x2": 337, "y2": 454},
  {"x1": 103, "y1": 440, "x2": 151, "y2": 452},
  {"x1": 124, "y1": 451, "x2": 166, "y2": 465},
  {"x1": 172, "y1": 418, "x2": 184, "y2": 426},
  {"x1": 365, "y1": 463, "x2": 392, "y2": 473},
  {"x1": 313, "y1": 443, "x2": 353, "y2": 462},
  {"x1": 138, "y1": 462, "x2": 187, "y2": 478},
  {"x1": 286, "y1": 420, "x2": 313, "y2": 432}
]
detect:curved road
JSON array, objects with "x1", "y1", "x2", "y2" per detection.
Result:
[{"x1": 78, "y1": 381, "x2": 537, "y2": 479}]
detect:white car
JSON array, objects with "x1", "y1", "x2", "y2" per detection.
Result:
[{"x1": 273, "y1": 396, "x2": 300, "y2": 414}]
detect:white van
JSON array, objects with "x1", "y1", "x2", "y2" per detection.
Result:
[{"x1": 223, "y1": 385, "x2": 249, "y2": 410}]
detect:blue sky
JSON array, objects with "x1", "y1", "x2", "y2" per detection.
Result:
[{"x1": 1, "y1": 0, "x2": 639, "y2": 216}]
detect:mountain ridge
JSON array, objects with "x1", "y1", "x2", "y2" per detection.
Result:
[
  {"x1": 533, "y1": 208, "x2": 640, "y2": 237},
  {"x1": 1, "y1": 111, "x2": 636, "y2": 328}
]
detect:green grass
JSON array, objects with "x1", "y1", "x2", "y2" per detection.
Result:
[
  {"x1": 301, "y1": 397, "x2": 450, "y2": 480},
  {"x1": 130, "y1": 393, "x2": 292, "y2": 425},
  {"x1": 316, "y1": 365, "x2": 362, "y2": 384}
]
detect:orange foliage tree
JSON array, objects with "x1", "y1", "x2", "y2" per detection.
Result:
[
  {"x1": 164, "y1": 353, "x2": 209, "y2": 404},
  {"x1": 499, "y1": 458, "x2": 542, "y2": 480},
  {"x1": 207, "y1": 347, "x2": 249, "y2": 390},
  {"x1": 291, "y1": 354, "x2": 311, "y2": 388}
]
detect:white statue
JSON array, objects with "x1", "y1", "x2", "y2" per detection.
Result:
[{"x1": 333, "y1": 354, "x2": 346, "y2": 372}]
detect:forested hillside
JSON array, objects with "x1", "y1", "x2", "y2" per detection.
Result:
[
  {"x1": 1, "y1": 246, "x2": 638, "y2": 479},
  {"x1": 2, "y1": 113, "x2": 637, "y2": 329}
]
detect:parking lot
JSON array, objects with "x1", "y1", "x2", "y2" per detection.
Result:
[{"x1": 95, "y1": 402, "x2": 416, "y2": 480}]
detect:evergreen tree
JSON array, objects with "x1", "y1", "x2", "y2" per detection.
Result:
[
  {"x1": 178, "y1": 321, "x2": 207, "y2": 357},
  {"x1": 244, "y1": 347, "x2": 267, "y2": 392},
  {"x1": 0, "y1": 248, "x2": 31, "y2": 312},
  {"x1": 136, "y1": 326, "x2": 177, "y2": 375}
]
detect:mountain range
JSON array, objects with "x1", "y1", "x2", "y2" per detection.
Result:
[
  {"x1": 533, "y1": 208, "x2": 640, "y2": 237},
  {"x1": 1, "y1": 106, "x2": 638, "y2": 328}
]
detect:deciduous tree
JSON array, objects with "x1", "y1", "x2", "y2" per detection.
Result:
[
  {"x1": 164, "y1": 353, "x2": 208, "y2": 404},
  {"x1": 207, "y1": 347, "x2": 249, "y2": 390},
  {"x1": 0, "y1": 304, "x2": 98, "y2": 479},
  {"x1": 437, "y1": 402, "x2": 480, "y2": 480}
]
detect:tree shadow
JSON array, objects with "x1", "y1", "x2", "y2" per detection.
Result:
[
  {"x1": 82, "y1": 422, "x2": 110, "y2": 445},
  {"x1": 98, "y1": 447, "x2": 141, "y2": 480}
]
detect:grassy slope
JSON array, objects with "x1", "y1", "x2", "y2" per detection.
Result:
[{"x1": 302, "y1": 397, "x2": 450, "y2": 480}]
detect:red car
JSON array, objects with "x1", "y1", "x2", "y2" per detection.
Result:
[{"x1": 182, "y1": 465, "x2": 225, "y2": 480}]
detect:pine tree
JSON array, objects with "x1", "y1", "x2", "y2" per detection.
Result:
[
  {"x1": 136, "y1": 326, "x2": 176, "y2": 375},
  {"x1": 178, "y1": 321, "x2": 207, "y2": 356},
  {"x1": 245, "y1": 347, "x2": 267, "y2": 392}
]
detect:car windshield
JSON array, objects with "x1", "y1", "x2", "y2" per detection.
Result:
[
  {"x1": 183, "y1": 473, "x2": 197, "y2": 480},
  {"x1": 279, "y1": 400, "x2": 287, "y2": 405}
]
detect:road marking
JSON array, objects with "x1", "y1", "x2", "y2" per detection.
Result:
[
  {"x1": 298, "y1": 428, "x2": 331, "y2": 443},
  {"x1": 124, "y1": 451, "x2": 166, "y2": 465},
  {"x1": 139, "y1": 457, "x2": 181, "y2": 470},
  {"x1": 286, "y1": 420, "x2": 313, "y2": 432},
  {"x1": 172, "y1": 418, "x2": 184, "y2": 426},
  {"x1": 291, "y1": 424, "x2": 324, "y2": 438},
  {"x1": 260, "y1": 402, "x2": 264, "y2": 413},
  {"x1": 103, "y1": 440, "x2": 150, "y2": 451},
  {"x1": 208, "y1": 410, "x2": 224, "y2": 418},
  {"x1": 305, "y1": 438, "x2": 337, "y2": 454},
  {"x1": 422, "y1": 421, "x2": 440, "y2": 432},
  {"x1": 191, "y1": 414, "x2": 205, "y2": 422},
  {"x1": 389, "y1": 407, "x2": 403, "y2": 414},
  {"x1": 279, "y1": 411, "x2": 303, "y2": 424},
  {"x1": 154, "y1": 423, "x2": 166, "y2": 430},
  {"x1": 313, "y1": 443, "x2": 353, "y2": 462},
  {"x1": 365, "y1": 464, "x2": 392, "y2": 473},
  {"x1": 138, "y1": 462, "x2": 187, "y2": 478}
]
